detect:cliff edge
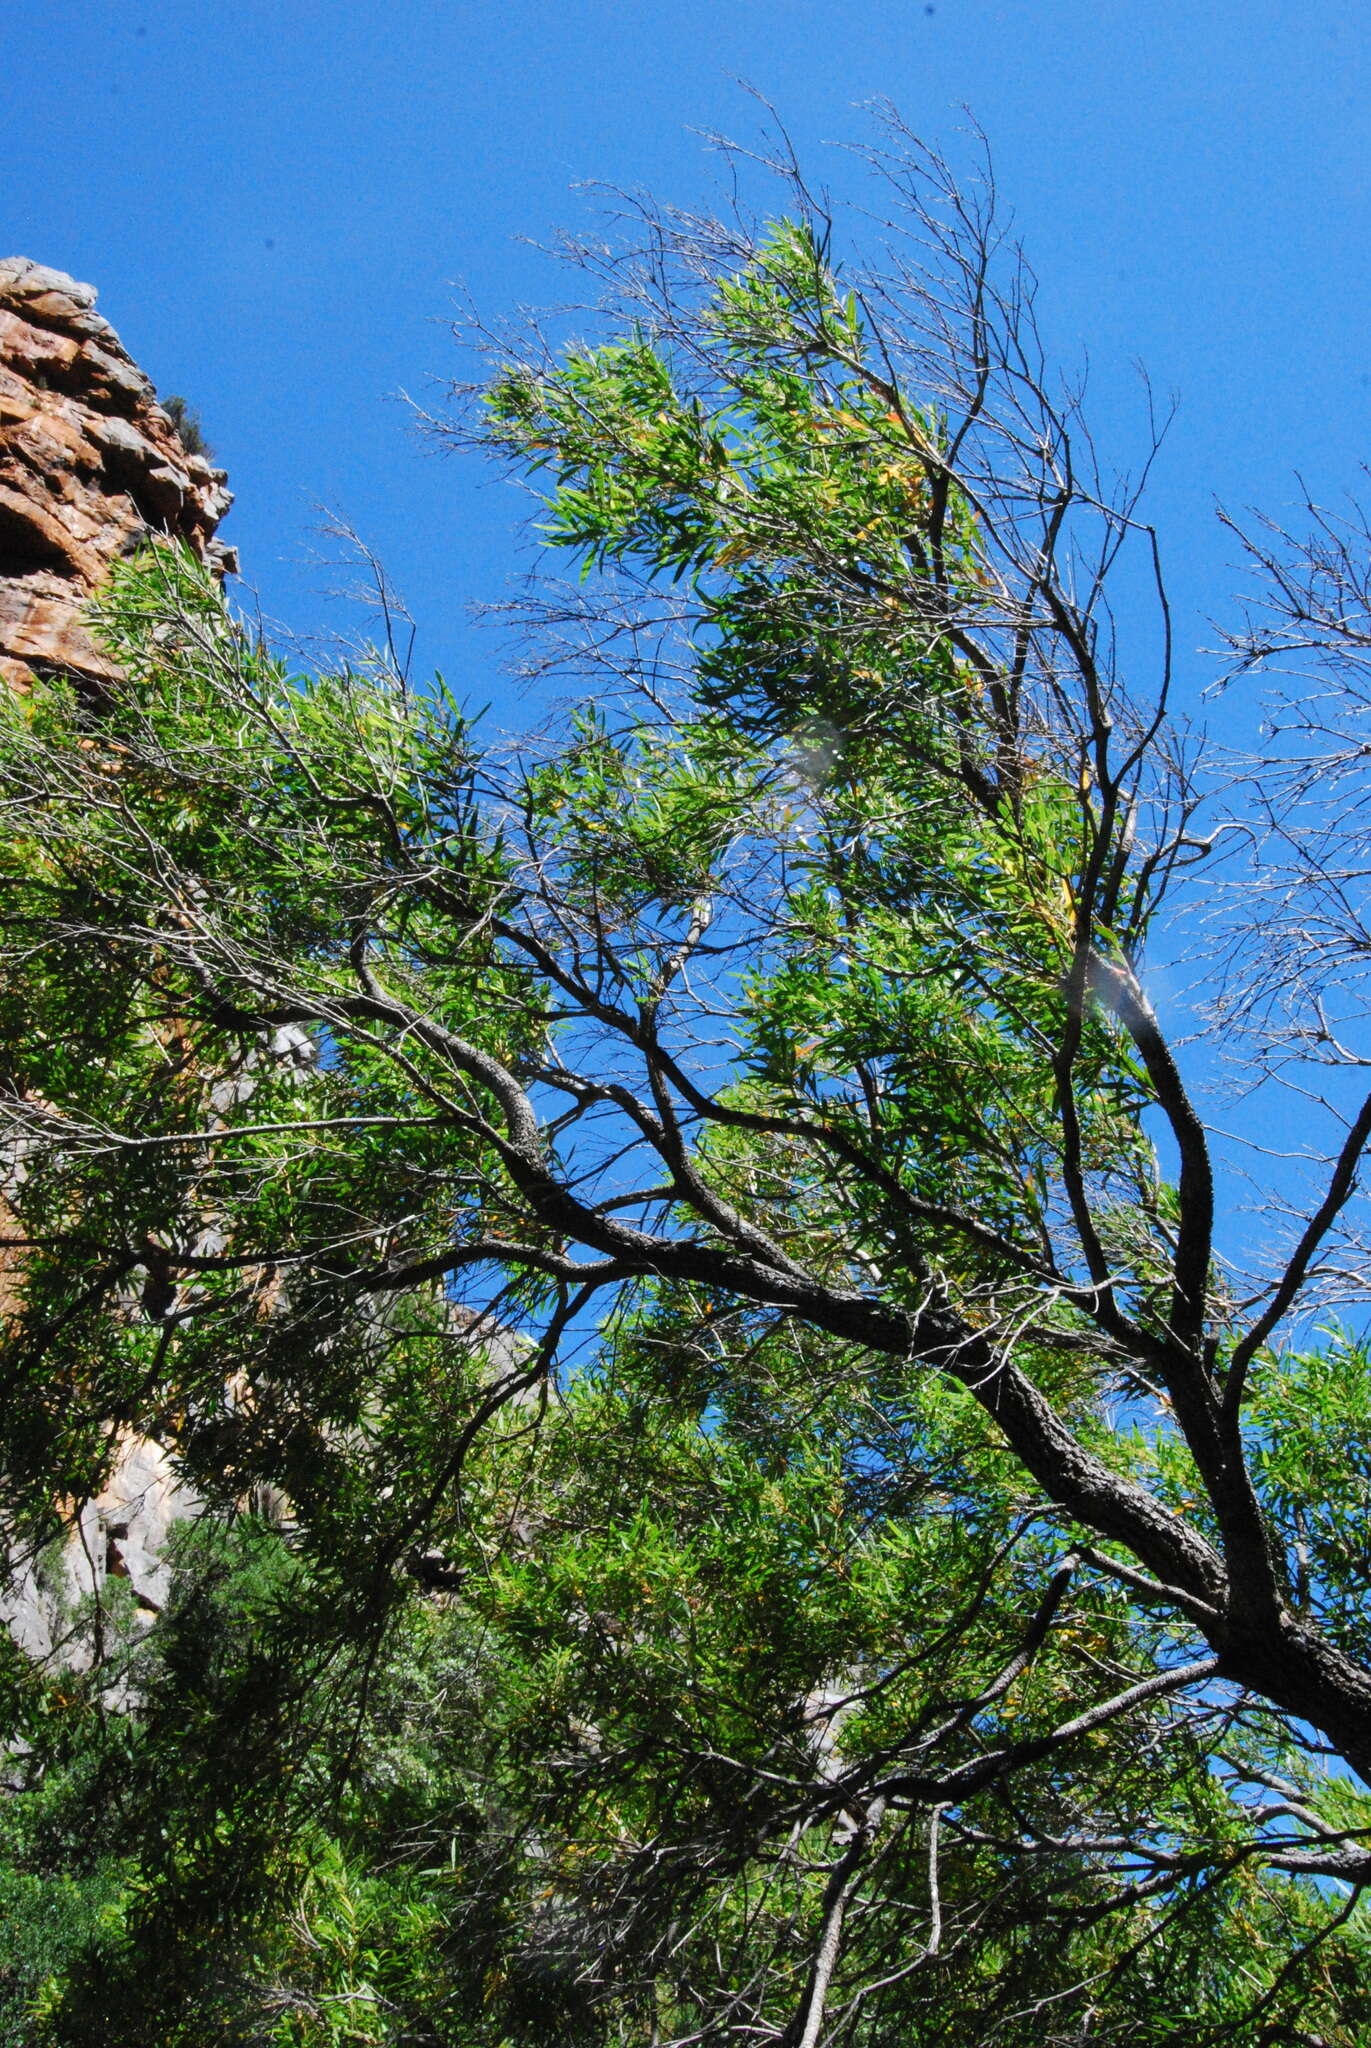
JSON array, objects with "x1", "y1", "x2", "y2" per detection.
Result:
[
  {"x1": 0, "y1": 256, "x2": 236, "y2": 694},
  {"x1": 0, "y1": 261, "x2": 237, "y2": 1662}
]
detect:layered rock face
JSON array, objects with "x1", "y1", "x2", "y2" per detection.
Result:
[
  {"x1": 0, "y1": 256, "x2": 236, "y2": 695},
  {"x1": 1, "y1": 261, "x2": 235, "y2": 1655}
]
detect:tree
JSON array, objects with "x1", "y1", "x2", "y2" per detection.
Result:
[{"x1": 3, "y1": 115, "x2": 1371, "y2": 2043}]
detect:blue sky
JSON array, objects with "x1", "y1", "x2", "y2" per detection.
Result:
[
  {"x1": 6, "y1": 0, "x2": 1371, "y2": 729},
  {"x1": 6, "y1": 2, "x2": 1371, "y2": 1304}
]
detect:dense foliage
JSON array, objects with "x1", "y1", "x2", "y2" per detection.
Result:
[{"x1": 4, "y1": 131, "x2": 1371, "y2": 2042}]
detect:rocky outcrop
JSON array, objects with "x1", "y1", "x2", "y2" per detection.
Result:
[
  {"x1": 0, "y1": 257, "x2": 236, "y2": 696},
  {"x1": 0, "y1": 261, "x2": 237, "y2": 1668},
  {"x1": 4, "y1": 1439, "x2": 193, "y2": 1670}
]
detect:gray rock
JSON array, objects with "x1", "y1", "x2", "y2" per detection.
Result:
[{"x1": 0, "y1": 258, "x2": 97, "y2": 310}]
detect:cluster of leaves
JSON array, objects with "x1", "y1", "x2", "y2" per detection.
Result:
[
  {"x1": 2, "y1": 178, "x2": 1371, "y2": 2044},
  {"x1": 5, "y1": 1368, "x2": 1369, "y2": 2045}
]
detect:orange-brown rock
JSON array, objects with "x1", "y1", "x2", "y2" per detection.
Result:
[
  {"x1": 0, "y1": 257, "x2": 236, "y2": 694},
  {"x1": 0, "y1": 264, "x2": 240, "y2": 1668}
]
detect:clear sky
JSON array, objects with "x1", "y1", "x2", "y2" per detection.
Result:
[
  {"x1": 6, "y1": 0, "x2": 1371, "y2": 725},
  {"x1": 6, "y1": 2, "x2": 1371, "y2": 1297}
]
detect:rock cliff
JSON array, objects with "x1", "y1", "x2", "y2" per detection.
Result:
[
  {"x1": 0, "y1": 260, "x2": 236, "y2": 1658},
  {"x1": 0, "y1": 256, "x2": 236, "y2": 695}
]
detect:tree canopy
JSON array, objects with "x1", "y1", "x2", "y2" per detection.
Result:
[{"x1": 4, "y1": 122, "x2": 1371, "y2": 2044}]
